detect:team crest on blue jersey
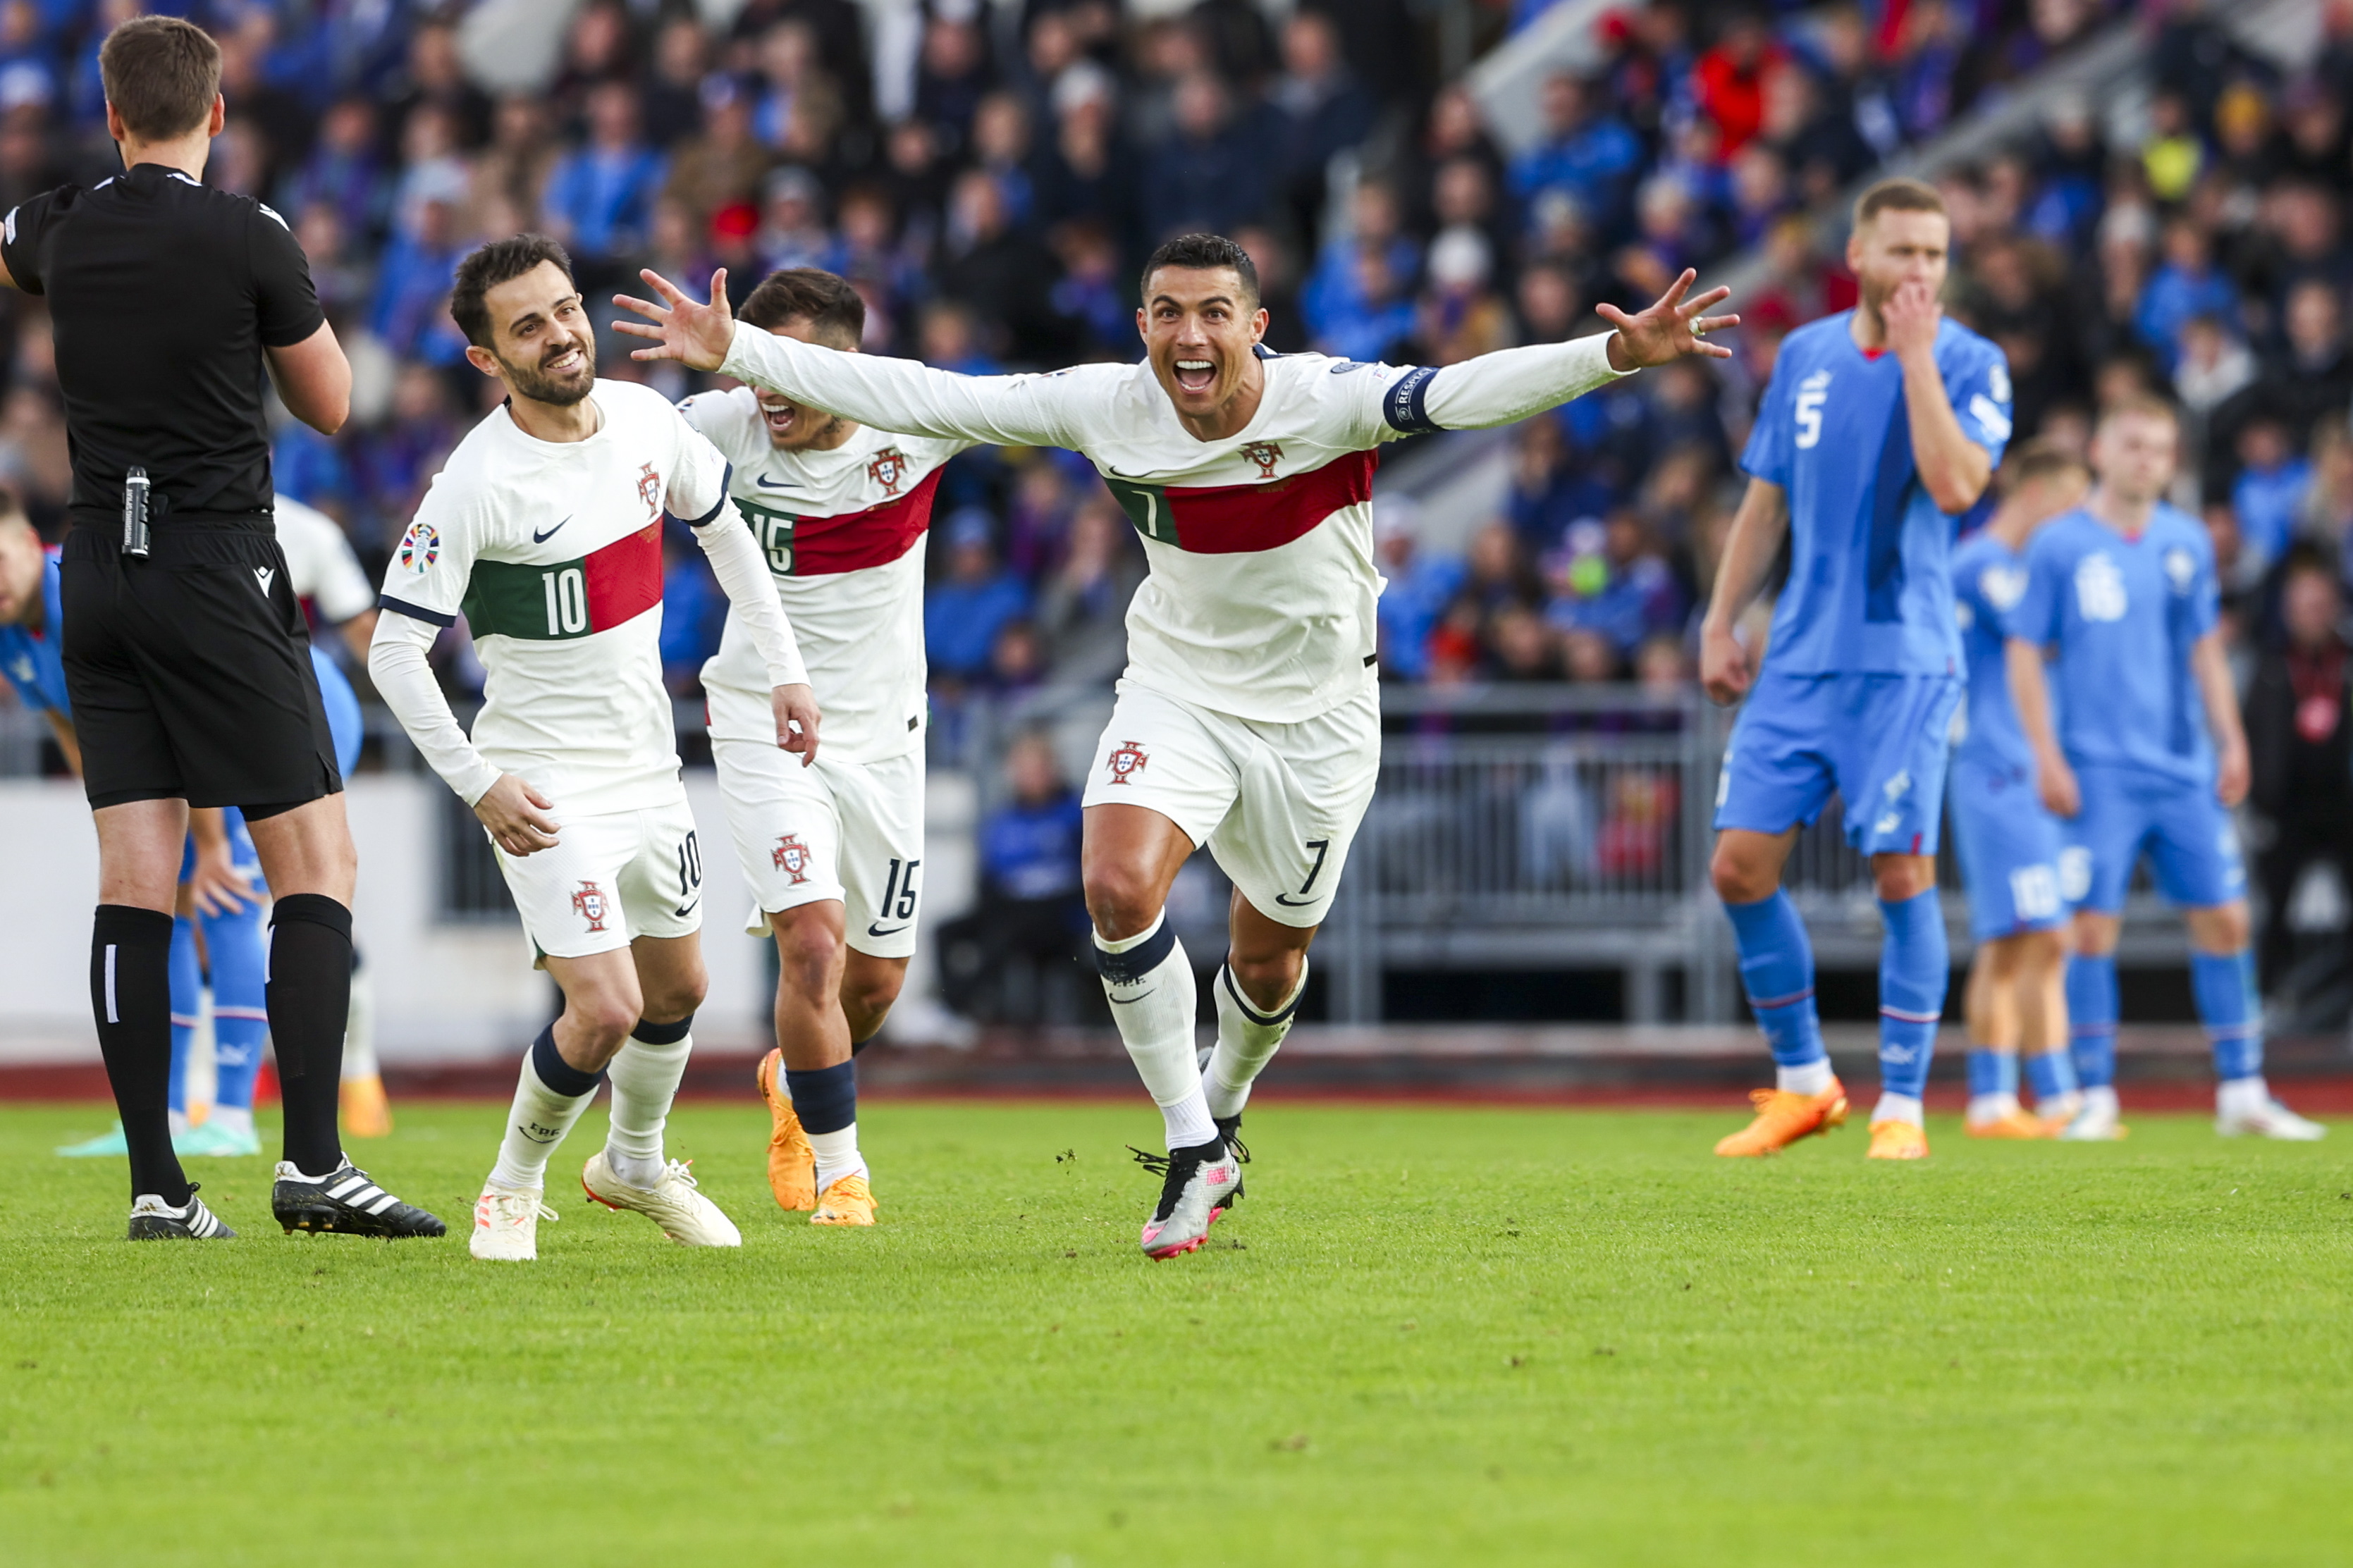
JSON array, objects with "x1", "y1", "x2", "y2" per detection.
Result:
[
  {"x1": 867, "y1": 447, "x2": 910, "y2": 496},
  {"x1": 1980, "y1": 564, "x2": 2027, "y2": 610},
  {"x1": 1105, "y1": 739, "x2": 1148, "y2": 786},
  {"x1": 571, "y1": 880, "x2": 610, "y2": 932},
  {"x1": 772, "y1": 834, "x2": 812, "y2": 884},
  {"x1": 2075, "y1": 553, "x2": 2127, "y2": 622},
  {"x1": 1240, "y1": 440, "x2": 1283, "y2": 479},
  {"x1": 398, "y1": 520, "x2": 439, "y2": 572},
  {"x1": 2164, "y1": 548, "x2": 2196, "y2": 594}
]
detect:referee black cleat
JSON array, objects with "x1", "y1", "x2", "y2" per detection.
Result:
[
  {"x1": 127, "y1": 1185, "x2": 235, "y2": 1240},
  {"x1": 272, "y1": 1159, "x2": 447, "y2": 1238}
]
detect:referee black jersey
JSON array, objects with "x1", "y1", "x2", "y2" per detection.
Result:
[{"x1": 1, "y1": 161, "x2": 324, "y2": 525}]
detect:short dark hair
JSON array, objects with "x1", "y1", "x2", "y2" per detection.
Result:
[
  {"x1": 1999, "y1": 436, "x2": 2090, "y2": 495},
  {"x1": 99, "y1": 16, "x2": 221, "y2": 142},
  {"x1": 450, "y1": 234, "x2": 575, "y2": 350},
  {"x1": 1853, "y1": 176, "x2": 1946, "y2": 230},
  {"x1": 739, "y1": 268, "x2": 866, "y2": 346},
  {"x1": 1139, "y1": 233, "x2": 1259, "y2": 307}
]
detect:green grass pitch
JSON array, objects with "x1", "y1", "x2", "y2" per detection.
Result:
[{"x1": 3, "y1": 1100, "x2": 2349, "y2": 1567}]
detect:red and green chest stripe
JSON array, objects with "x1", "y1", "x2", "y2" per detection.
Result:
[
  {"x1": 730, "y1": 467, "x2": 941, "y2": 577},
  {"x1": 462, "y1": 520, "x2": 663, "y2": 641},
  {"x1": 1103, "y1": 447, "x2": 1375, "y2": 555}
]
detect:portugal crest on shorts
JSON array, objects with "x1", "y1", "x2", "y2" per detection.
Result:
[
  {"x1": 397, "y1": 520, "x2": 438, "y2": 572},
  {"x1": 1105, "y1": 739, "x2": 1148, "y2": 786},
  {"x1": 571, "y1": 880, "x2": 609, "y2": 932},
  {"x1": 1239, "y1": 440, "x2": 1283, "y2": 480},
  {"x1": 867, "y1": 446, "x2": 910, "y2": 497},
  {"x1": 773, "y1": 834, "x2": 812, "y2": 884},
  {"x1": 637, "y1": 462, "x2": 663, "y2": 517}
]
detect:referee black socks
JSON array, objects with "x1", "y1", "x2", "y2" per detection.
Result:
[
  {"x1": 268, "y1": 893, "x2": 352, "y2": 1178},
  {"x1": 90, "y1": 904, "x2": 189, "y2": 1206}
]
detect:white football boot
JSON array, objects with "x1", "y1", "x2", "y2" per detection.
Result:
[
  {"x1": 471, "y1": 1185, "x2": 556, "y2": 1261},
  {"x1": 1132, "y1": 1139, "x2": 1242, "y2": 1259},
  {"x1": 2058, "y1": 1090, "x2": 2128, "y2": 1142},
  {"x1": 2216, "y1": 1096, "x2": 2327, "y2": 1140},
  {"x1": 581, "y1": 1152, "x2": 742, "y2": 1246}
]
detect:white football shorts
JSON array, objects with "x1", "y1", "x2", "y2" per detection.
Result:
[
  {"x1": 491, "y1": 789, "x2": 706, "y2": 963},
  {"x1": 1081, "y1": 679, "x2": 1380, "y2": 929},
  {"x1": 713, "y1": 739, "x2": 926, "y2": 959}
]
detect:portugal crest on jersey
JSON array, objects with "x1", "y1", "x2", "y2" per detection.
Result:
[
  {"x1": 571, "y1": 881, "x2": 610, "y2": 932},
  {"x1": 1240, "y1": 440, "x2": 1283, "y2": 480},
  {"x1": 773, "y1": 834, "x2": 812, "y2": 884},
  {"x1": 637, "y1": 462, "x2": 663, "y2": 517},
  {"x1": 867, "y1": 447, "x2": 910, "y2": 497},
  {"x1": 1105, "y1": 739, "x2": 1149, "y2": 786}
]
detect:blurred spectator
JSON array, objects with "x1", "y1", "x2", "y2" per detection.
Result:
[
  {"x1": 543, "y1": 82, "x2": 668, "y2": 287},
  {"x1": 937, "y1": 731, "x2": 1091, "y2": 1026},
  {"x1": 1270, "y1": 8, "x2": 1373, "y2": 235},
  {"x1": 2247, "y1": 554, "x2": 2353, "y2": 993},
  {"x1": 926, "y1": 510, "x2": 1032, "y2": 684},
  {"x1": 1036, "y1": 495, "x2": 1144, "y2": 684},
  {"x1": 940, "y1": 168, "x2": 1064, "y2": 362},
  {"x1": 1373, "y1": 498, "x2": 1464, "y2": 682},
  {"x1": 1509, "y1": 73, "x2": 1642, "y2": 239},
  {"x1": 666, "y1": 80, "x2": 772, "y2": 226},
  {"x1": 2231, "y1": 418, "x2": 2312, "y2": 572},
  {"x1": 2136, "y1": 218, "x2": 2239, "y2": 373},
  {"x1": 1416, "y1": 226, "x2": 1512, "y2": 365},
  {"x1": 1692, "y1": 11, "x2": 1786, "y2": 159},
  {"x1": 1147, "y1": 70, "x2": 1265, "y2": 240}
]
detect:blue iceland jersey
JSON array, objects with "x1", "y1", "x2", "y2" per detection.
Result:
[
  {"x1": 0, "y1": 548, "x2": 67, "y2": 714},
  {"x1": 1949, "y1": 528, "x2": 2036, "y2": 771},
  {"x1": 1741, "y1": 312, "x2": 2014, "y2": 676},
  {"x1": 2007, "y1": 502, "x2": 2219, "y2": 785}
]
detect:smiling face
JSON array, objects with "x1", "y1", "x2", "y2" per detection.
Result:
[
  {"x1": 467, "y1": 260, "x2": 595, "y2": 407},
  {"x1": 1137, "y1": 264, "x2": 1267, "y2": 428},
  {"x1": 757, "y1": 315, "x2": 857, "y2": 452}
]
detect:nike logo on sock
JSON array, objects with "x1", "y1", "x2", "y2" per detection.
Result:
[{"x1": 1108, "y1": 989, "x2": 1154, "y2": 1004}]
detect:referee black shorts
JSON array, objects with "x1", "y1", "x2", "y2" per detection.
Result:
[{"x1": 61, "y1": 518, "x2": 342, "y2": 813}]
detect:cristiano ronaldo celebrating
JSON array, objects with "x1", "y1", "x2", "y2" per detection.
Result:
[{"x1": 619, "y1": 235, "x2": 1732, "y2": 1258}]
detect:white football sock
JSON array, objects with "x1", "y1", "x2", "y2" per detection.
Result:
[
  {"x1": 1095, "y1": 913, "x2": 1215, "y2": 1150},
  {"x1": 809, "y1": 1124, "x2": 866, "y2": 1190},
  {"x1": 486, "y1": 1053, "x2": 598, "y2": 1192},
  {"x1": 2216, "y1": 1075, "x2": 2269, "y2": 1116},
  {"x1": 604, "y1": 1030, "x2": 693, "y2": 1188},
  {"x1": 1967, "y1": 1091, "x2": 2020, "y2": 1124},
  {"x1": 2082, "y1": 1085, "x2": 2120, "y2": 1118},
  {"x1": 1872, "y1": 1092, "x2": 1924, "y2": 1127},
  {"x1": 1208, "y1": 961, "x2": 1305, "y2": 1121},
  {"x1": 1776, "y1": 1059, "x2": 1836, "y2": 1097},
  {"x1": 210, "y1": 1104, "x2": 255, "y2": 1140}
]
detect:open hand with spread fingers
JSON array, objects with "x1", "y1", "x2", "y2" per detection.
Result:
[
  {"x1": 1599, "y1": 268, "x2": 1738, "y2": 371},
  {"x1": 613, "y1": 268, "x2": 736, "y2": 374}
]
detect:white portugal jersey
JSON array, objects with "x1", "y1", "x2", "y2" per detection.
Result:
[
  {"x1": 379, "y1": 378, "x2": 733, "y2": 815},
  {"x1": 274, "y1": 495, "x2": 376, "y2": 623},
  {"x1": 718, "y1": 325, "x2": 1628, "y2": 724},
  {"x1": 679, "y1": 384, "x2": 965, "y2": 764}
]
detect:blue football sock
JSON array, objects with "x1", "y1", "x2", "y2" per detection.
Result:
[
  {"x1": 2065, "y1": 953, "x2": 2119, "y2": 1089},
  {"x1": 201, "y1": 899, "x2": 271, "y2": 1114},
  {"x1": 166, "y1": 916, "x2": 201, "y2": 1116},
  {"x1": 2190, "y1": 949, "x2": 2263, "y2": 1083},
  {"x1": 1723, "y1": 891, "x2": 1826, "y2": 1068},
  {"x1": 2024, "y1": 1049, "x2": 2079, "y2": 1102},
  {"x1": 1966, "y1": 1047, "x2": 2017, "y2": 1099},
  {"x1": 1876, "y1": 890, "x2": 1947, "y2": 1100}
]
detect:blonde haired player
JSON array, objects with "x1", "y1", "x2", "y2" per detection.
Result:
[
  {"x1": 677, "y1": 268, "x2": 974, "y2": 1227},
  {"x1": 620, "y1": 233, "x2": 1731, "y2": 1258},
  {"x1": 371, "y1": 236, "x2": 820, "y2": 1261}
]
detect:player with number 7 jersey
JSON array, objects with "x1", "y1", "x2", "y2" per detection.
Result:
[
  {"x1": 675, "y1": 269, "x2": 977, "y2": 1228},
  {"x1": 616, "y1": 233, "x2": 1736, "y2": 1258}
]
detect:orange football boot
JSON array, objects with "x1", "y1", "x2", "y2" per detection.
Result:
[
  {"x1": 1965, "y1": 1106, "x2": 2052, "y2": 1140},
  {"x1": 811, "y1": 1171, "x2": 877, "y2": 1226},
  {"x1": 1867, "y1": 1120, "x2": 1931, "y2": 1159},
  {"x1": 1714, "y1": 1080, "x2": 1849, "y2": 1156},
  {"x1": 340, "y1": 1073, "x2": 394, "y2": 1138},
  {"x1": 755, "y1": 1048, "x2": 816, "y2": 1210}
]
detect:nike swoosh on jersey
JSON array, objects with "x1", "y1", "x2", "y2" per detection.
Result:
[
  {"x1": 751, "y1": 474, "x2": 797, "y2": 491},
  {"x1": 866, "y1": 922, "x2": 909, "y2": 938},
  {"x1": 532, "y1": 516, "x2": 571, "y2": 543}
]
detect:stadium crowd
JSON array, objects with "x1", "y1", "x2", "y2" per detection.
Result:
[{"x1": 0, "y1": 0, "x2": 2163, "y2": 715}]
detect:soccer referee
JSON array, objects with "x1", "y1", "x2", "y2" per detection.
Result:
[{"x1": 0, "y1": 17, "x2": 441, "y2": 1240}]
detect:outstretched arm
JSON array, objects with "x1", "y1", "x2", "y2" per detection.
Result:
[
  {"x1": 1413, "y1": 270, "x2": 1736, "y2": 431},
  {"x1": 614, "y1": 268, "x2": 1076, "y2": 449}
]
